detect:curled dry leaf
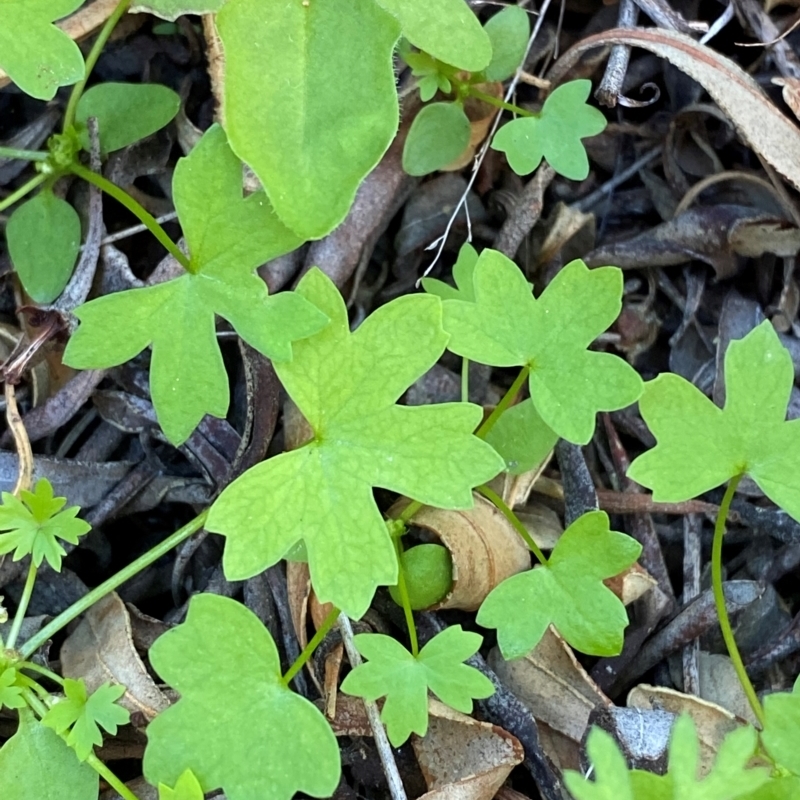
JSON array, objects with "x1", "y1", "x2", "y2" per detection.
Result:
[
  {"x1": 391, "y1": 494, "x2": 530, "y2": 611},
  {"x1": 412, "y1": 699, "x2": 524, "y2": 800},
  {"x1": 773, "y1": 77, "x2": 800, "y2": 123},
  {"x1": 605, "y1": 561, "x2": 658, "y2": 605}
]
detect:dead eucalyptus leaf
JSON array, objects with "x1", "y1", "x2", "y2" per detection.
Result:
[
  {"x1": 773, "y1": 77, "x2": 800, "y2": 122},
  {"x1": 605, "y1": 562, "x2": 658, "y2": 605},
  {"x1": 286, "y1": 560, "x2": 324, "y2": 695}
]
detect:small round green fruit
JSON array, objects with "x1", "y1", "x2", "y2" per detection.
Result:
[{"x1": 389, "y1": 544, "x2": 453, "y2": 610}]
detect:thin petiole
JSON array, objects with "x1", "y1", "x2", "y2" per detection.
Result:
[
  {"x1": 18, "y1": 660, "x2": 65, "y2": 687},
  {"x1": 392, "y1": 532, "x2": 420, "y2": 656},
  {"x1": 475, "y1": 365, "x2": 530, "y2": 439},
  {"x1": 467, "y1": 87, "x2": 536, "y2": 117},
  {"x1": 711, "y1": 474, "x2": 765, "y2": 726},
  {"x1": 0, "y1": 147, "x2": 48, "y2": 162},
  {"x1": 478, "y1": 484, "x2": 548, "y2": 566},
  {"x1": 87, "y1": 753, "x2": 142, "y2": 800},
  {"x1": 0, "y1": 173, "x2": 47, "y2": 214},
  {"x1": 6, "y1": 561, "x2": 38, "y2": 651},
  {"x1": 281, "y1": 605, "x2": 340, "y2": 687},
  {"x1": 461, "y1": 357, "x2": 470, "y2": 403}
]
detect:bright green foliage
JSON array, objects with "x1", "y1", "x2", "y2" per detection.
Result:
[
  {"x1": 144, "y1": 593, "x2": 340, "y2": 800},
  {"x1": 440, "y1": 249, "x2": 642, "y2": 444},
  {"x1": 492, "y1": 80, "x2": 606, "y2": 180},
  {"x1": 485, "y1": 398, "x2": 559, "y2": 475},
  {"x1": 75, "y1": 82, "x2": 180, "y2": 154},
  {"x1": 0, "y1": 710, "x2": 98, "y2": 800},
  {"x1": 375, "y1": 0, "x2": 490, "y2": 71},
  {"x1": 421, "y1": 242, "x2": 478, "y2": 302},
  {"x1": 207, "y1": 268, "x2": 504, "y2": 618},
  {"x1": 42, "y1": 678, "x2": 129, "y2": 761},
  {"x1": 628, "y1": 321, "x2": 800, "y2": 521},
  {"x1": 158, "y1": 768, "x2": 205, "y2": 800},
  {"x1": 564, "y1": 726, "x2": 635, "y2": 800},
  {"x1": 484, "y1": 6, "x2": 531, "y2": 82},
  {"x1": 130, "y1": 0, "x2": 224, "y2": 21},
  {"x1": 761, "y1": 679, "x2": 800, "y2": 776},
  {"x1": 740, "y1": 776, "x2": 800, "y2": 799},
  {"x1": 399, "y1": 43, "x2": 452, "y2": 102},
  {"x1": 6, "y1": 190, "x2": 81, "y2": 304},
  {"x1": 0, "y1": 478, "x2": 90, "y2": 571},
  {"x1": 341, "y1": 626, "x2": 494, "y2": 746},
  {"x1": 0, "y1": 667, "x2": 26, "y2": 710},
  {"x1": 217, "y1": 0, "x2": 400, "y2": 239},
  {"x1": 389, "y1": 544, "x2": 453, "y2": 609},
  {"x1": 64, "y1": 124, "x2": 326, "y2": 445},
  {"x1": 0, "y1": 0, "x2": 84, "y2": 100},
  {"x1": 403, "y1": 102, "x2": 471, "y2": 176},
  {"x1": 477, "y1": 511, "x2": 641, "y2": 658}
]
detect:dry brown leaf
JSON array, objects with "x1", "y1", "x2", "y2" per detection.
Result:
[
  {"x1": 773, "y1": 77, "x2": 800, "y2": 122},
  {"x1": 412, "y1": 699, "x2": 524, "y2": 800},
  {"x1": 321, "y1": 693, "x2": 373, "y2": 738},
  {"x1": 605, "y1": 562, "x2": 658, "y2": 605},
  {"x1": 549, "y1": 27, "x2": 800, "y2": 193},
  {"x1": 443, "y1": 81, "x2": 503, "y2": 172},
  {"x1": 286, "y1": 560, "x2": 325, "y2": 695},
  {"x1": 535, "y1": 203, "x2": 596, "y2": 267}
]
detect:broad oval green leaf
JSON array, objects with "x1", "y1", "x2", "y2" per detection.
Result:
[
  {"x1": 217, "y1": 0, "x2": 401, "y2": 239},
  {"x1": 0, "y1": 0, "x2": 84, "y2": 100},
  {"x1": 130, "y1": 0, "x2": 224, "y2": 21},
  {"x1": 6, "y1": 190, "x2": 80, "y2": 303},
  {"x1": 374, "y1": 0, "x2": 491, "y2": 71},
  {"x1": 484, "y1": 6, "x2": 530, "y2": 82},
  {"x1": 403, "y1": 102, "x2": 471, "y2": 176},
  {"x1": 76, "y1": 82, "x2": 180, "y2": 154}
]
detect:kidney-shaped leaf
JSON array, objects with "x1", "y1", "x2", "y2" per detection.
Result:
[
  {"x1": 144, "y1": 593, "x2": 340, "y2": 800},
  {"x1": 484, "y1": 6, "x2": 531, "y2": 82},
  {"x1": 403, "y1": 102, "x2": 471, "y2": 176}
]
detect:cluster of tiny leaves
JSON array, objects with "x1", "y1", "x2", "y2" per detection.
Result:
[{"x1": 0, "y1": 478, "x2": 90, "y2": 571}]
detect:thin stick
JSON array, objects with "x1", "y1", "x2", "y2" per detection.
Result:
[{"x1": 4, "y1": 382, "x2": 33, "y2": 495}]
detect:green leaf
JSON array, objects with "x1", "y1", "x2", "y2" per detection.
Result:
[
  {"x1": 0, "y1": 710, "x2": 98, "y2": 800},
  {"x1": 761, "y1": 680, "x2": 800, "y2": 775},
  {"x1": 491, "y1": 79, "x2": 606, "y2": 180},
  {"x1": 421, "y1": 242, "x2": 478, "y2": 302},
  {"x1": 441, "y1": 249, "x2": 642, "y2": 444},
  {"x1": 217, "y1": 0, "x2": 401, "y2": 239},
  {"x1": 389, "y1": 544, "x2": 453, "y2": 610},
  {"x1": 627, "y1": 320, "x2": 800, "y2": 521},
  {"x1": 477, "y1": 510, "x2": 641, "y2": 658},
  {"x1": 0, "y1": 667, "x2": 26, "y2": 710},
  {"x1": 130, "y1": 0, "x2": 224, "y2": 22},
  {"x1": 399, "y1": 42, "x2": 452, "y2": 102},
  {"x1": 158, "y1": 768, "x2": 205, "y2": 800},
  {"x1": 376, "y1": 0, "x2": 491, "y2": 71},
  {"x1": 0, "y1": 0, "x2": 84, "y2": 100},
  {"x1": 6, "y1": 190, "x2": 81, "y2": 303},
  {"x1": 76, "y1": 82, "x2": 180, "y2": 154},
  {"x1": 564, "y1": 726, "x2": 635, "y2": 800},
  {"x1": 739, "y1": 776, "x2": 800, "y2": 799},
  {"x1": 207, "y1": 268, "x2": 504, "y2": 618},
  {"x1": 485, "y1": 398, "x2": 559, "y2": 474},
  {"x1": 484, "y1": 6, "x2": 531, "y2": 82},
  {"x1": 403, "y1": 102, "x2": 471, "y2": 176},
  {"x1": 144, "y1": 593, "x2": 340, "y2": 800},
  {"x1": 341, "y1": 626, "x2": 494, "y2": 746},
  {"x1": 0, "y1": 478, "x2": 90, "y2": 571},
  {"x1": 63, "y1": 123, "x2": 326, "y2": 445}
]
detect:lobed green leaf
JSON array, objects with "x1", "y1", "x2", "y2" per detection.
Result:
[
  {"x1": 761, "y1": 679, "x2": 800, "y2": 776},
  {"x1": 130, "y1": 0, "x2": 224, "y2": 21},
  {"x1": 158, "y1": 769, "x2": 205, "y2": 800},
  {"x1": 485, "y1": 398, "x2": 558, "y2": 474},
  {"x1": 484, "y1": 6, "x2": 531, "y2": 82}
]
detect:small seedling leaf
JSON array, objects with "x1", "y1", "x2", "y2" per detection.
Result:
[
  {"x1": 398, "y1": 42, "x2": 452, "y2": 102},
  {"x1": 341, "y1": 626, "x2": 494, "y2": 746},
  {"x1": 158, "y1": 768, "x2": 205, "y2": 800},
  {"x1": 403, "y1": 102, "x2": 472, "y2": 176},
  {"x1": 42, "y1": 678, "x2": 129, "y2": 761},
  {"x1": 75, "y1": 82, "x2": 180, "y2": 154},
  {"x1": 375, "y1": 0, "x2": 491, "y2": 71},
  {"x1": 6, "y1": 190, "x2": 81, "y2": 303},
  {"x1": 0, "y1": 0, "x2": 84, "y2": 100},
  {"x1": 761, "y1": 679, "x2": 800, "y2": 776},
  {"x1": 0, "y1": 478, "x2": 90, "y2": 571},
  {"x1": 563, "y1": 726, "x2": 635, "y2": 800},
  {"x1": 0, "y1": 710, "x2": 98, "y2": 800},
  {"x1": 484, "y1": 6, "x2": 531, "y2": 82},
  {"x1": 130, "y1": 0, "x2": 224, "y2": 21},
  {"x1": 144, "y1": 593, "x2": 340, "y2": 800},
  {"x1": 207, "y1": 268, "x2": 504, "y2": 618},
  {"x1": 217, "y1": 0, "x2": 401, "y2": 239},
  {"x1": 441, "y1": 249, "x2": 642, "y2": 443},
  {"x1": 0, "y1": 668, "x2": 26, "y2": 711},
  {"x1": 485, "y1": 398, "x2": 559, "y2": 474},
  {"x1": 421, "y1": 242, "x2": 478, "y2": 302},
  {"x1": 627, "y1": 321, "x2": 800, "y2": 521},
  {"x1": 491, "y1": 79, "x2": 606, "y2": 180},
  {"x1": 477, "y1": 510, "x2": 641, "y2": 658},
  {"x1": 64, "y1": 124, "x2": 326, "y2": 445}
]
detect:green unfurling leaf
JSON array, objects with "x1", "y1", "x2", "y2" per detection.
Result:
[
  {"x1": 42, "y1": 678, "x2": 129, "y2": 761},
  {"x1": 485, "y1": 398, "x2": 558, "y2": 475},
  {"x1": 158, "y1": 769, "x2": 205, "y2": 800},
  {"x1": 217, "y1": 0, "x2": 401, "y2": 239},
  {"x1": 627, "y1": 320, "x2": 800, "y2": 521},
  {"x1": 484, "y1": 6, "x2": 531, "y2": 82},
  {"x1": 761, "y1": 678, "x2": 800, "y2": 776},
  {"x1": 207, "y1": 269, "x2": 504, "y2": 618},
  {"x1": 0, "y1": 667, "x2": 26, "y2": 711},
  {"x1": 144, "y1": 593, "x2": 340, "y2": 800},
  {"x1": 440, "y1": 248, "x2": 642, "y2": 444},
  {"x1": 341, "y1": 626, "x2": 494, "y2": 746},
  {"x1": 0, "y1": 478, "x2": 90, "y2": 571},
  {"x1": 403, "y1": 102, "x2": 471, "y2": 176},
  {"x1": 0, "y1": 0, "x2": 84, "y2": 100},
  {"x1": 492, "y1": 79, "x2": 606, "y2": 180},
  {"x1": 0, "y1": 710, "x2": 98, "y2": 800},
  {"x1": 477, "y1": 511, "x2": 641, "y2": 658},
  {"x1": 6, "y1": 190, "x2": 81, "y2": 304},
  {"x1": 76, "y1": 82, "x2": 180, "y2": 154},
  {"x1": 63, "y1": 124, "x2": 326, "y2": 445}
]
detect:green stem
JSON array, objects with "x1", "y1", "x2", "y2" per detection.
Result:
[
  {"x1": 69, "y1": 163, "x2": 190, "y2": 270},
  {"x1": 18, "y1": 660, "x2": 65, "y2": 686},
  {"x1": 6, "y1": 561, "x2": 38, "y2": 651},
  {"x1": 20, "y1": 511, "x2": 208, "y2": 659},
  {"x1": 281, "y1": 605, "x2": 340, "y2": 687},
  {"x1": 467, "y1": 87, "x2": 536, "y2": 117},
  {"x1": 0, "y1": 147, "x2": 48, "y2": 162},
  {"x1": 397, "y1": 499, "x2": 423, "y2": 525},
  {"x1": 477, "y1": 484, "x2": 548, "y2": 565},
  {"x1": 63, "y1": 0, "x2": 132, "y2": 132},
  {"x1": 0, "y1": 173, "x2": 47, "y2": 214},
  {"x1": 461, "y1": 357, "x2": 470, "y2": 404},
  {"x1": 475, "y1": 365, "x2": 530, "y2": 439},
  {"x1": 712, "y1": 475, "x2": 765, "y2": 726},
  {"x1": 87, "y1": 754, "x2": 141, "y2": 800},
  {"x1": 20, "y1": 686, "x2": 50, "y2": 717},
  {"x1": 392, "y1": 533, "x2": 419, "y2": 656}
]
